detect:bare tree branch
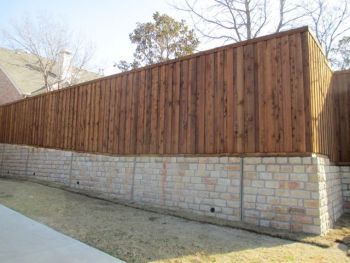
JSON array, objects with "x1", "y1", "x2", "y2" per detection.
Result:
[{"x1": 2, "y1": 13, "x2": 95, "y2": 92}]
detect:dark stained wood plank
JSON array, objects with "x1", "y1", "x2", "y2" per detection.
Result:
[
  {"x1": 243, "y1": 44, "x2": 255, "y2": 153},
  {"x1": 107, "y1": 78, "x2": 116, "y2": 154},
  {"x1": 118, "y1": 75, "x2": 127, "y2": 154},
  {"x1": 172, "y1": 62, "x2": 180, "y2": 154},
  {"x1": 179, "y1": 60, "x2": 188, "y2": 153},
  {"x1": 158, "y1": 65, "x2": 166, "y2": 154},
  {"x1": 225, "y1": 47, "x2": 235, "y2": 153},
  {"x1": 164, "y1": 63, "x2": 173, "y2": 154},
  {"x1": 187, "y1": 57, "x2": 197, "y2": 154},
  {"x1": 150, "y1": 67, "x2": 159, "y2": 154},
  {"x1": 281, "y1": 35, "x2": 292, "y2": 152},
  {"x1": 236, "y1": 46, "x2": 244, "y2": 153},
  {"x1": 136, "y1": 72, "x2": 145, "y2": 154},
  {"x1": 196, "y1": 55, "x2": 205, "y2": 153},
  {"x1": 124, "y1": 74, "x2": 133, "y2": 154},
  {"x1": 215, "y1": 50, "x2": 225, "y2": 153},
  {"x1": 130, "y1": 72, "x2": 139, "y2": 153},
  {"x1": 205, "y1": 53, "x2": 215, "y2": 153}
]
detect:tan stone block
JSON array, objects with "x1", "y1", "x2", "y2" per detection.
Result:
[
  {"x1": 305, "y1": 208, "x2": 319, "y2": 216},
  {"x1": 304, "y1": 199, "x2": 319, "y2": 208},
  {"x1": 274, "y1": 213, "x2": 291, "y2": 222},
  {"x1": 260, "y1": 211, "x2": 274, "y2": 219},
  {"x1": 258, "y1": 188, "x2": 275, "y2": 196},
  {"x1": 244, "y1": 216, "x2": 259, "y2": 225},
  {"x1": 289, "y1": 157, "x2": 302, "y2": 164},
  {"x1": 273, "y1": 173, "x2": 289, "y2": 180},
  {"x1": 244, "y1": 210, "x2": 260, "y2": 218},
  {"x1": 280, "y1": 165, "x2": 293, "y2": 172},
  {"x1": 262, "y1": 157, "x2": 276, "y2": 164},
  {"x1": 244, "y1": 157, "x2": 261, "y2": 164},
  {"x1": 228, "y1": 157, "x2": 241, "y2": 163},
  {"x1": 256, "y1": 165, "x2": 266, "y2": 172},
  {"x1": 291, "y1": 223, "x2": 303, "y2": 232},
  {"x1": 302, "y1": 225, "x2": 320, "y2": 234},
  {"x1": 292, "y1": 215, "x2": 313, "y2": 224},
  {"x1": 244, "y1": 165, "x2": 256, "y2": 172},
  {"x1": 288, "y1": 207, "x2": 306, "y2": 215},
  {"x1": 281, "y1": 197, "x2": 298, "y2": 206},
  {"x1": 276, "y1": 157, "x2": 288, "y2": 164},
  {"x1": 293, "y1": 165, "x2": 305, "y2": 173},
  {"x1": 259, "y1": 172, "x2": 272, "y2": 180},
  {"x1": 224, "y1": 165, "x2": 241, "y2": 171},
  {"x1": 274, "y1": 206, "x2": 289, "y2": 213},
  {"x1": 245, "y1": 172, "x2": 257, "y2": 179},
  {"x1": 251, "y1": 180, "x2": 264, "y2": 187},
  {"x1": 267, "y1": 196, "x2": 280, "y2": 205},
  {"x1": 305, "y1": 182, "x2": 318, "y2": 191},
  {"x1": 279, "y1": 181, "x2": 303, "y2": 190},
  {"x1": 257, "y1": 196, "x2": 266, "y2": 203},
  {"x1": 265, "y1": 181, "x2": 279, "y2": 189},
  {"x1": 271, "y1": 221, "x2": 290, "y2": 230},
  {"x1": 275, "y1": 189, "x2": 290, "y2": 197}
]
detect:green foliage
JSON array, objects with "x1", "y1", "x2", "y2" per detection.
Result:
[
  {"x1": 117, "y1": 12, "x2": 199, "y2": 72},
  {"x1": 332, "y1": 36, "x2": 350, "y2": 70}
]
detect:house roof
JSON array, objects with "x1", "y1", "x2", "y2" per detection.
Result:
[{"x1": 0, "y1": 47, "x2": 100, "y2": 96}]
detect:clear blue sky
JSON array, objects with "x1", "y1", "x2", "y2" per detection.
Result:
[{"x1": 0, "y1": 0, "x2": 192, "y2": 75}]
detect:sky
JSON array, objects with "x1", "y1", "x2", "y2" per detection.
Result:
[{"x1": 0, "y1": 0, "x2": 197, "y2": 75}]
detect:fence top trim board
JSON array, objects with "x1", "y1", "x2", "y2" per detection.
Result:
[{"x1": 1, "y1": 26, "x2": 314, "y2": 107}]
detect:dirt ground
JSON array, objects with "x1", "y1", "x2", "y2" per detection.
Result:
[{"x1": 0, "y1": 178, "x2": 349, "y2": 263}]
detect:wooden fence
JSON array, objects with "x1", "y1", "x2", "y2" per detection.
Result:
[
  {"x1": 308, "y1": 34, "x2": 338, "y2": 162},
  {"x1": 0, "y1": 26, "x2": 348, "y2": 163},
  {"x1": 333, "y1": 70, "x2": 350, "y2": 164}
]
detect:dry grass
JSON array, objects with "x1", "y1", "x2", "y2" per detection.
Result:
[{"x1": 0, "y1": 178, "x2": 349, "y2": 263}]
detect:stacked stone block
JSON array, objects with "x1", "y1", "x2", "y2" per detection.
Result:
[
  {"x1": 317, "y1": 156, "x2": 343, "y2": 233},
  {"x1": 341, "y1": 166, "x2": 350, "y2": 213},
  {"x1": 70, "y1": 154, "x2": 135, "y2": 200},
  {"x1": 26, "y1": 147, "x2": 72, "y2": 185},
  {"x1": 132, "y1": 156, "x2": 241, "y2": 221},
  {"x1": 243, "y1": 156, "x2": 320, "y2": 233},
  {"x1": 1, "y1": 144, "x2": 28, "y2": 177},
  {"x1": 0, "y1": 143, "x2": 347, "y2": 235}
]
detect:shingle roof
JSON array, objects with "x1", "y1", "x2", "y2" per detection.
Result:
[{"x1": 0, "y1": 47, "x2": 100, "y2": 96}]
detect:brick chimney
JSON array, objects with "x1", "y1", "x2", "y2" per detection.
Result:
[{"x1": 57, "y1": 49, "x2": 72, "y2": 84}]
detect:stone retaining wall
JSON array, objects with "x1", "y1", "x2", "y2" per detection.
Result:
[{"x1": 0, "y1": 143, "x2": 347, "y2": 235}]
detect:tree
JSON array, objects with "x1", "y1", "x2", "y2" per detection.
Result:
[
  {"x1": 2, "y1": 13, "x2": 95, "y2": 91},
  {"x1": 300, "y1": 0, "x2": 350, "y2": 59},
  {"x1": 174, "y1": 0, "x2": 301, "y2": 42},
  {"x1": 117, "y1": 12, "x2": 199, "y2": 71},
  {"x1": 174, "y1": 0, "x2": 350, "y2": 69},
  {"x1": 332, "y1": 36, "x2": 350, "y2": 70}
]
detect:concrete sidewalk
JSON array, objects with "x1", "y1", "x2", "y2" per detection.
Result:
[{"x1": 0, "y1": 204, "x2": 125, "y2": 263}]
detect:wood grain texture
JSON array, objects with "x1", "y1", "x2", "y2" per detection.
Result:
[{"x1": 2, "y1": 28, "x2": 342, "y2": 161}]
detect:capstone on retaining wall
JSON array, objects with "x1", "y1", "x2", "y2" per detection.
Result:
[{"x1": 0, "y1": 143, "x2": 347, "y2": 235}]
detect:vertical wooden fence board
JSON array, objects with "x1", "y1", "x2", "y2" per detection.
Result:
[
  {"x1": 125, "y1": 74, "x2": 133, "y2": 154},
  {"x1": 179, "y1": 60, "x2": 188, "y2": 153},
  {"x1": 164, "y1": 64, "x2": 173, "y2": 154},
  {"x1": 158, "y1": 65, "x2": 166, "y2": 154},
  {"x1": 187, "y1": 57, "x2": 197, "y2": 154},
  {"x1": 136, "y1": 72, "x2": 145, "y2": 154},
  {"x1": 215, "y1": 50, "x2": 224, "y2": 153},
  {"x1": 243, "y1": 44, "x2": 255, "y2": 152},
  {"x1": 225, "y1": 48, "x2": 234, "y2": 153},
  {"x1": 196, "y1": 56, "x2": 205, "y2": 153},
  {"x1": 205, "y1": 53, "x2": 215, "y2": 153},
  {"x1": 172, "y1": 62, "x2": 180, "y2": 154}
]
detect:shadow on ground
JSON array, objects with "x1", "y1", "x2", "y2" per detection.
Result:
[{"x1": 0, "y1": 178, "x2": 349, "y2": 263}]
